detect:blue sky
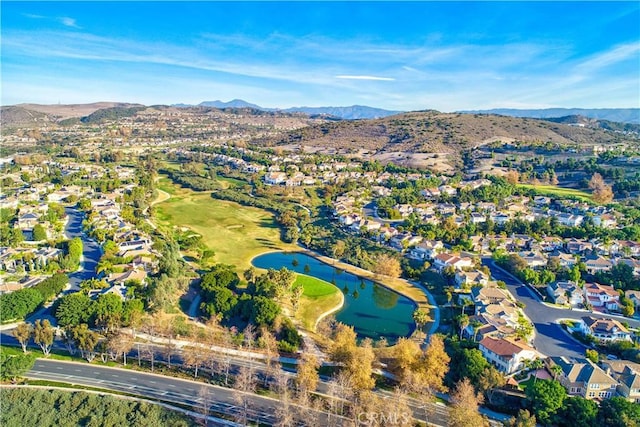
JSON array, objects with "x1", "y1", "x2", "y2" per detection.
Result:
[{"x1": 2, "y1": 2, "x2": 639, "y2": 111}]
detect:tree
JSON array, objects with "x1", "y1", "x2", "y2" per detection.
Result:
[
  {"x1": 372, "y1": 253, "x2": 401, "y2": 278},
  {"x1": 448, "y1": 378, "x2": 486, "y2": 427},
  {"x1": 505, "y1": 170, "x2": 520, "y2": 185},
  {"x1": 251, "y1": 296, "x2": 281, "y2": 326},
  {"x1": 13, "y1": 323, "x2": 32, "y2": 353},
  {"x1": 555, "y1": 397, "x2": 598, "y2": 427},
  {"x1": 32, "y1": 224, "x2": 47, "y2": 241},
  {"x1": 585, "y1": 349, "x2": 599, "y2": 363},
  {"x1": 389, "y1": 338, "x2": 422, "y2": 382},
  {"x1": 233, "y1": 365, "x2": 257, "y2": 426},
  {"x1": 295, "y1": 353, "x2": 320, "y2": 396},
  {"x1": 290, "y1": 283, "x2": 304, "y2": 314},
  {"x1": 588, "y1": 173, "x2": 614, "y2": 204},
  {"x1": 525, "y1": 379, "x2": 566, "y2": 425},
  {"x1": 477, "y1": 366, "x2": 506, "y2": 406},
  {"x1": 55, "y1": 293, "x2": 94, "y2": 327},
  {"x1": 93, "y1": 293, "x2": 124, "y2": 333},
  {"x1": 596, "y1": 397, "x2": 640, "y2": 427},
  {"x1": 507, "y1": 409, "x2": 537, "y2": 427},
  {"x1": 72, "y1": 324, "x2": 100, "y2": 362},
  {"x1": 0, "y1": 351, "x2": 35, "y2": 382},
  {"x1": 412, "y1": 308, "x2": 431, "y2": 331},
  {"x1": 33, "y1": 319, "x2": 54, "y2": 356}
]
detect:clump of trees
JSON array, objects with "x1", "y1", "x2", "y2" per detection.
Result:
[
  {"x1": 0, "y1": 388, "x2": 196, "y2": 426},
  {"x1": 0, "y1": 273, "x2": 68, "y2": 322},
  {"x1": 198, "y1": 264, "x2": 302, "y2": 352}
]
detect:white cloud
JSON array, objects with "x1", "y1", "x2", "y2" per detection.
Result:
[
  {"x1": 59, "y1": 17, "x2": 80, "y2": 29},
  {"x1": 335, "y1": 75, "x2": 395, "y2": 81}
]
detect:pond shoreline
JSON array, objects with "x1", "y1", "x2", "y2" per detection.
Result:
[{"x1": 251, "y1": 247, "x2": 434, "y2": 343}]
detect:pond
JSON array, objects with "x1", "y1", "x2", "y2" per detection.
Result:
[{"x1": 252, "y1": 252, "x2": 416, "y2": 344}]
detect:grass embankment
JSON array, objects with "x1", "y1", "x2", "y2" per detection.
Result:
[
  {"x1": 293, "y1": 274, "x2": 343, "y2": 331},
  {"x1": 154, "y1": 177, "x2": 297, "y2": 272},
  {"x1": 518, "y1": 184, "x2": 592, "y2": 202}
]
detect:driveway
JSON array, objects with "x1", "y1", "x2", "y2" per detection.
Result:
[{"x1": 482, "y1": 258, "x2": 640, "y2": 359}]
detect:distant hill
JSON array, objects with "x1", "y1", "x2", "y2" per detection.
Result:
[
  {"x1": 252, "y1": 111, "x2": 640, "y2": 170},
  {"x1": 541, "y1": 115, "x2": 640, "y2": 134},
  {"x1": 176, "y1": 99, "x2": 401, "y2": 120},
  {"x1": 80, "y1": 106, "x2": 147, "y2": 124},
  {"x1": 0, "y1": 102, "x2": 145, "y2": 127},
  {"x1": 459, "y1": 108, "x2": 640, "y2": 124},
  {"x1": 282, "y1": 105, "x2": 401, "y2": 120},
  {"x1": 198, "y1": 99, "x2": 264, "y2": 109}
]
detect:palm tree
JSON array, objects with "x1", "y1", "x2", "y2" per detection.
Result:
[
  {"x1": 412, "y1": 308, "x2": 431, "y2": 331},
  {"x1": 550, "y1": 364, "x2": 563, "y2": 381}
]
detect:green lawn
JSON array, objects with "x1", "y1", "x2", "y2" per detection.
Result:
[
  {"x1": 294, "y1": 274, "x2": 343, "y2": 331},
  {"x1": 154, "y1": 178, "x2": 297, "y2": 272},
  {"x1": 518, "y1": 184, "x2": 592, "y2": 202}
]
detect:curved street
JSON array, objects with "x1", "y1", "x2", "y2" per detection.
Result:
[
  {"x1": 64, "y1": 207, "x2": 102, "y2": 291},
  {"x1": 483, "y1": 258, "x2": 640, "y2": 358}
]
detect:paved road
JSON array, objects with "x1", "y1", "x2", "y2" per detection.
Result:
[
  {"x1": 64, "y1": 207, "x2": 102, "y2": 291},
  {"x1": 27, "y1": 359, "x2": 287, "y2": 426},
  {"x1": 482, "y1": 258, "x2": 640, "y2": 358},
  {"x1": 362, "y1": 202, "x2": 403, "y2": 224}
]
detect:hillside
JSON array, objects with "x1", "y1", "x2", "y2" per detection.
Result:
[
  {"x1": 1, "y1": 102, "x2": 144, "y2": 127},
  {"x1": 252, "y1": 111, "x2": 640, "y2": 171},
  {"x1": 460, "y1": 108, "x2": 640, "y2": 124}
]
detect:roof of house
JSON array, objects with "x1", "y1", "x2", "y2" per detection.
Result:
[
  {"x1": 551, "y1": 357, "x2": 617, "y2": 386},
  {"x1": 582, "y1": 317, "x2": 629, "y2": 334},
  {"x1": 479, "y1": 336, "x2": 535, "y2": 357}
]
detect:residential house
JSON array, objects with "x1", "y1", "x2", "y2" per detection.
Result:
[
  {"x1": 556, "y1": 213, "x2": 584, "y2": 227},
  {"x1": 433, "y1": 253, "x2": 474, "y2": 273},
  {"x1": 550, "y1": 251, "x2": 577, "y2": 269},
  {"x1": 17, "y1": 213, "x2": 39, "y2": 230},
  {"x1": 410, "y1": 240, "x2": 443, "y2": 260},
  {"x1": 547, "y1": 281, "x2": 584, "y2": 307},
  {"x1": 479, "y1": 337, "x2": 541, "y2": 374},
  {"x1": 584, "y1": 283, "x2": 620, "y2": 311},
  {"x1": 585, "y1": 256, "x2": 614, "y2": 274},
  {"x1": 264, "y1": 172, "x2": 287, "y2": 185},
  {"x1": 518, "y1": 251, "x2": 547, "y2": 269},
  {"x1": 600, "y1": 360, "x2": 640, "y2": 403},
  {"x1": 549, "y1": 357, "x2": 618, "y2": 400},
  {"x1": 471, "y1": 286, "x2": 513, "y2": 308},
  {"x1": 566, "y1": 239, "x2": 593, "y2": 255},
  {"x1": 577, "y1": 317, "x2": 632, "y2": 343},
  {"x1": 455, "y1": 269, "x2": 490, "y2": 289}
]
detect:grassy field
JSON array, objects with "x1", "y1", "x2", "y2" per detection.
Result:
[
  {"x1": 518, "y1": 184, "x2": 592, "y2": 202},
  {"x1": 293, "y1": 274, "x2": 343, "y2": 331},
  {"x1": 154, "y1": 177, "x2": 297, "y2": 272}
]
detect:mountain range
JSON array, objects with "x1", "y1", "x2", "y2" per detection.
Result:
[{"x1": 176, "y1": 99, "x2": 402, "y2": 120}]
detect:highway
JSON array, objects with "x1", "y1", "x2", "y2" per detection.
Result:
[
  {"x1": 25, "y1": 359, "x2": 458, "y2": 426},
  {"x1": 483, "y1": 258, "x2": 640, "y2": 358}
]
